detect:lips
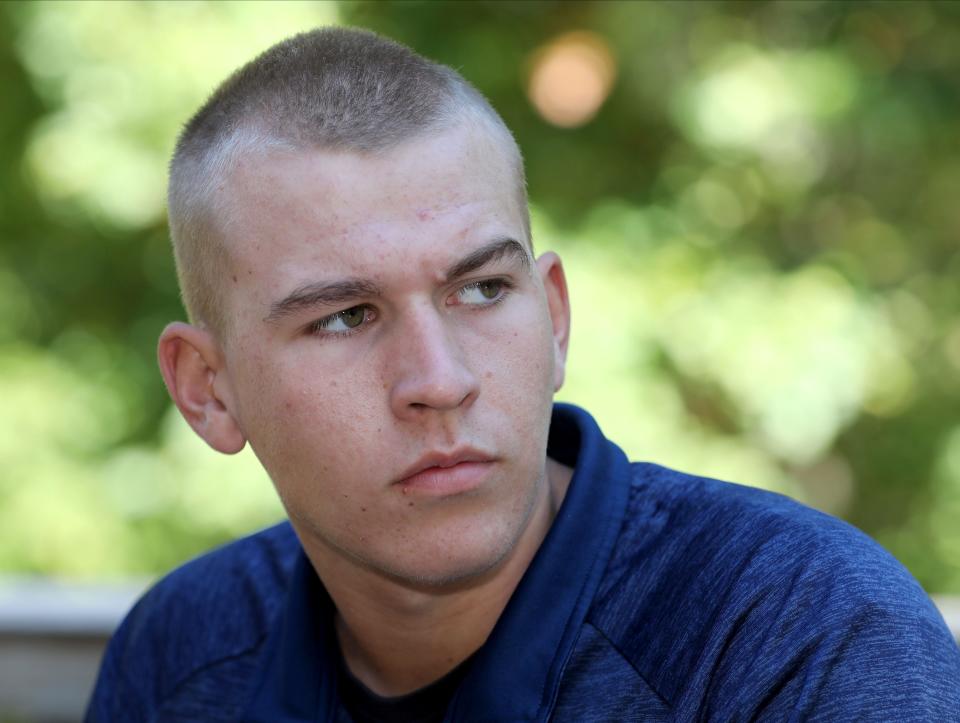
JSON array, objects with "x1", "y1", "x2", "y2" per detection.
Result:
[{"x1": 395, "y1": 449, "x2": 496, "y2": 496}]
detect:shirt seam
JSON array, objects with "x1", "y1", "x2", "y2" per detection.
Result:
[
  {"x1": 154, "y1": 633, "x2": 269, "y2": 718},
  {"x1": 583, "y1": 618, "x2": 673, "y2": 711},
  {"x1": 535, "y1": 453, "x2": 634, "y2": 720}
]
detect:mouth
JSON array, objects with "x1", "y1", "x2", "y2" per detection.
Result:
[{"x1": 395, "y1": 449, "x2": 496, "y2": 496}]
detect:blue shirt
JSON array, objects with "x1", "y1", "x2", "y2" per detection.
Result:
[{"x1": 87, "y1": 404, "x2": 960, "y2": 721}]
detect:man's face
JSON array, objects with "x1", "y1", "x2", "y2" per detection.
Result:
[{"x1": 215, "y1": 122, "x2": 568, "y2": 587}]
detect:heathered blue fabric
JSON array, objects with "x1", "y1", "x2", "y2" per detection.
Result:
[{"x1": 86, "y1": 404, "x2": 960, "y2": 722}]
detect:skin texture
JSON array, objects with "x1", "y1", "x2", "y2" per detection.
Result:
[{"x1": 157, "y1": 120, "x2": 572, "y2": 695}]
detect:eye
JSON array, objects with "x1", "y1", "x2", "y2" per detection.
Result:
[
  {"x1": 308, "y1": 305, "x2": 374, "y2": 336},
  {"x1": 455, "y1": 279, "x2": 510, "y2": 306}
]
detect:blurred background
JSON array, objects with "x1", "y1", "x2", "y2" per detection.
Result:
[{"x1": 1, "y1": 0, "x2": 959, "y2": 716}]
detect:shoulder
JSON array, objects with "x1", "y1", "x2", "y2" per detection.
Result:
[
  {"x1": 125, "y1": 520, "x2": 299, "y2": 655},
  {"x1": 87, "y1": 522, "x2": 300, "y2": 720},
  {"x1": 589, "y1": 463, "x2": 960, "y2": 717},
  {"x1": 612, "y1": 462, "x2": 927, "y2": 600}
]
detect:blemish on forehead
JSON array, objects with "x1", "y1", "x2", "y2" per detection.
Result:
[{"x1": 416, "y1": 208, "x2": 433, "y2": 222}]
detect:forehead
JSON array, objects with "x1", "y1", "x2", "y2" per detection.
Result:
[{"x1": 219, "y1": 124, "x2": 525, "y2": 295}]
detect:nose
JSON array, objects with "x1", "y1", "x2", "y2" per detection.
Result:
[{"x1": 388, "y1": 305, "x2": 480, "y2": 418}]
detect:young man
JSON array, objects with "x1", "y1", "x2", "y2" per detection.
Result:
[{"x1": 87, "y1": 27, "x2": 959, "y2": 722}]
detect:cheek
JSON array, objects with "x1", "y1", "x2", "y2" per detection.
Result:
[
  {"x1": 233, "y1": 351, "x2": 362, "y2": 475},
  {"x1": 504, "y1": 301, "x2": 555, "y2": 374},
  {"x1": 477, "y1": 303, "x2": 556, "y2": 408}
]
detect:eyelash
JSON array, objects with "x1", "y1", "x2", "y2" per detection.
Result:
[
  {"x1": 306, "y1": 306, "x2": 376, "y2": 337},
  {"x1": 453, "y1": 278, "x2": 514, "y2": 307},
  {"x1": 305, "y1": 277, "x2": 514, "y2": 339}
]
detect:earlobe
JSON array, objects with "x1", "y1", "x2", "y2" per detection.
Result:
[
  {"x1": 535, "y1": 252, "x2": 571, "y2": 392},
  {"x1": 157, "y1": 322, "x2": 247, "y2": 454}
]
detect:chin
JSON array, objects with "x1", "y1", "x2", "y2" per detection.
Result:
[
  {"x1": 369, "y1": 522, "x2": 525, "y2": 591},
  {"x1": 406, "y1": 548, "x2": 513, "y2": 589},
  {"x1": 377, "y1": 474, "x2": 548, "y2": 590},
  {"x1": 378, "y1": 557, "x2": 509, "y2": 592}
]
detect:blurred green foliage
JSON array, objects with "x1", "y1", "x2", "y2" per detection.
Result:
[{"x1": 1, "y1": 1, "x2": 959, "y2": 591}]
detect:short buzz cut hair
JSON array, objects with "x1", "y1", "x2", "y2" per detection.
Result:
[{"x1": 168, "y1": 26, "x2": 528, "y2": 335}]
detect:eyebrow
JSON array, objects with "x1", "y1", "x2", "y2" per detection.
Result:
[
  {"x1": 264, "y1": 278, "x2": 382, "y2": 323},
  {"x1": 444, "y1": 238, "x2": 530, "y2": 281},
  {"x1": 264, "y1": 237, "x2": 531, "y2": 324}
]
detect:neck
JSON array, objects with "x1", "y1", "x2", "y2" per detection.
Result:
[{"x1": 304, "y1": 457, "x2": 573, "y2": 697}]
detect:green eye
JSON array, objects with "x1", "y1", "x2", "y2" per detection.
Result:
[
  {"x1": 340, "y1": 306, "x2": 365, "y2": 328},
  {"x1": 455, "y1": 279, "x2": 510, "y2": 307},
  {"x1": 309, "y1": 305, "x2": 372, "y2": 336},
  {"x1": 478, "y1": 280, "x2": 501, "y2": 299}
]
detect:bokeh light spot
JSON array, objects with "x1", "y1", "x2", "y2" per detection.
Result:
[{"x1": 528, "y1": 31, "x2": 616, "y2": 128}]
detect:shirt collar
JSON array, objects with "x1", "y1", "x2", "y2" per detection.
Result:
[
  {"x1": 244, "y1": 403, "x2": 632, "y2": 722},
  {"x1": 446, "y1": 403, "x2": 632, "y2": 721},
  {"x1": 244, "y1": 551, "x2": 339, "y2": 721}
]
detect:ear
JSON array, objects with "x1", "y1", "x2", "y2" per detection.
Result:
[
  {"x1": 535, "y1": 252, "x2": 571, "y2": 392},
  {"x1": 157, "y1": 322, "x2": 246, "y2": 454}
]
